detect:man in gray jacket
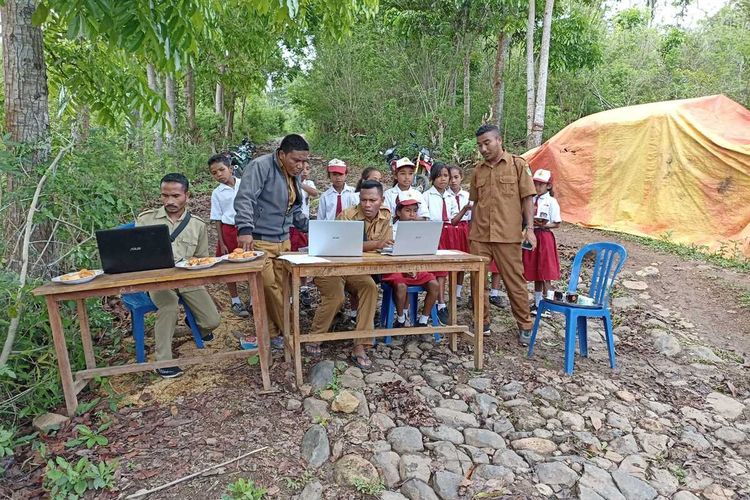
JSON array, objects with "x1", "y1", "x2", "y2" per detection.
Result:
[{"x1": 234, "y1": 134, "x2": 310, "y2": 346}]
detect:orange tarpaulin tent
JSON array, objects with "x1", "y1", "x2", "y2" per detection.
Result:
[{"x1": 523, "y1": 95, "x2": 750, "y2": 258}]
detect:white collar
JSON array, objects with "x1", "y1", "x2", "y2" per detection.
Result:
[
  {"x1": 327, "y1": 184, "x2": 354, "y2": 194},
  {"x1": 216, "y1": 178, "x2": 240, "y2": 191}
]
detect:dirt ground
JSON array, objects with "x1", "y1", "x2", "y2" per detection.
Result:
[{"x1": 2, "y1": 148, "x2": 748, "y2": 499}]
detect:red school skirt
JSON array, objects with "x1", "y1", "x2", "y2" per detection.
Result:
[
  {"x1": 290, "y1": 227, "x2": 309, "y2": 252},
  {"x1": 216, "y1": 223, "x2": 240, "y2": 256},
  {"x1": 382, "y1": 271, "x2": 437, "y2": 286},
  {"x1": 523, "y1": 229, "x2": 560, "y2": 281}
]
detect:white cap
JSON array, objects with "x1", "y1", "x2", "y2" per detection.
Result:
[
  {"x1": 532, "y1": 169, "x2": 552, "y2": 183},
  {"x1": 395, "y1": 157, "x2": 415, "y2": 169}
]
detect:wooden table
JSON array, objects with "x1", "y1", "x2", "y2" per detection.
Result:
[
  {"x1": 33, "y1": 259, "x2": 272, "y2": 417},
  {"x1": 280, "y1": 251, "x2": 486, "y2": 386}
]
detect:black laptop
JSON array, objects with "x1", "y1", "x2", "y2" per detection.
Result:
[{"x1": 96, "y1": 225, "x2": 175, "y2": 274}]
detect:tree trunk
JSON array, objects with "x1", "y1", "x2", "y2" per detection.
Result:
[
  {"x1": 530, "y1": 0, "x2": 554, "y2": 148},
  {"x1": 215, "y1": 81, "x2": 224, "y2": 116},
  {"x1": 462, "y1": 45, "x2": 471, "y2": 130},
  {"x1": 72, "y1": 105, "x2": 90, "y2": 145},
  {"x1": 2, "y1": 0, "x2": 51, "y2": 271},
  {"x1": 165, "y1": 74, "x2": 177, "y2": 148},
  {"x1": 492, "y1": 31, "x2": 511, "y2": 129},
  {"x1": 186, "y1": 64, "x2": 198, "y2": 143},
  {"x1": 146, "y1": 64, "x2": 163, "y2": 154},
  {"x1": 224, "y1": 90, "x2": 235, "y2": 139},
  {"x1": 525, "y1": 0, "x2": 536, "y2": 143}
]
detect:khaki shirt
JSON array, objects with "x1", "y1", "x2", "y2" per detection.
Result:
[
  {"x1": 277, "y1": 156, "x2": 297, "y2": 210},
  {"x1": 469, "y1": 151, "x2": 536, "y2": 243},
  {"x1": 337, "y1": 205, "x2": 393, "y2": 244},
  {"x1": 136, "y1": 206, "x2": 209, "y2": 262}
]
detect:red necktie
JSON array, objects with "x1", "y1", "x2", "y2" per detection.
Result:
[
  {"x1": 335, "y1": 193, "x2": 343, "y2": 216},
  {"x1": 455, "y1": 194, "x2": 461, "y2": 209},
  {"x1": 442, "y1": 197, "x2": 449, "y2": 222}
]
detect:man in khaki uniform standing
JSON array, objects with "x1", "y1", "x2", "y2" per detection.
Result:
[
  {"x1": 309, "y1": 180, "x2": 393, "y2": 369},
  {"x1": 136, "y1": 173, "x2": 221, "y2": 378},
  {"x1": 469, "y1": 124, "x2": 537, "y2": 345}
]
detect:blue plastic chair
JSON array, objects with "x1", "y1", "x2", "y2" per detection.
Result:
[
  {"x1": 378, "y1": 282, "x2": 441, "y2": 345},
  {"x1": 527, "y1": 242, "x2": 627, "y2": 374},
  {"x1": 116, "y1": 222, "x2": 205, "y2": 363}
]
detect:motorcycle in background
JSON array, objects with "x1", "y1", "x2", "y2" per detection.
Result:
[{"x1": 223, "y1": 137, "x2": 256, "y2": 177}]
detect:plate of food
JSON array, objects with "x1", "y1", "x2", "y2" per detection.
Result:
[
  {"x1": 224, "y1": 248, "x2": 265, "y2": 263},
  {"x1": 176, "y1": 257, "x2": 220, "y2": 270},
  {"x1": 52, "y1": 269, "x2": 104, "y2": 285}
]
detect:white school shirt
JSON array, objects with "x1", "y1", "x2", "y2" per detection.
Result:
[
  {"x1": 318, "y1": 184, "x2": 358, "y2": 221},
  {"x1": 383, "y1": 186, "x2": 429, "y2": 219},
  {"x1": 210, "y1": 177, "x2": 242, "y2": 225},
  {"x1": 300, "y1": 179, "x2": 316, "y2": 218},
  {"x1": 451, "y1": 188, "x2": 471, "y2": 222},
  {"x1": 422, "y1": 186, "x2": 459, "y2": 222},
  {"x1": 534, "y1": 192, "x2": 562, "y2": 223}
]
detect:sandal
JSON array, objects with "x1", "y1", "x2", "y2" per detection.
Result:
[
  {"x1": 350, "y1": 351, "x2": 372, "y2": 371},
  {"x1": 304, "y1": 343, "x2": 322, "y2": 355}
]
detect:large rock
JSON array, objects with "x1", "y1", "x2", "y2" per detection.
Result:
[
  {"x1": 622, "y1": 280, "x2": 648, "y2": 291},
  {"x1": 424, "y1": 371, "x2": 453, "y2": 389},
  {"x1": 298, "y1": 480, "x2": 323, "y2": 500},
  {"x1": 420, "y1": 425, "x2": 464, "y2": 445},
  {"x1": 474, "y1": 393, "x2": 499, "y2": 417},
  {"x1": 388, "y1": 426, "x2": 424, "y2": 453},
  {"x1": 609, "y1": 434, "x2": 640, "y2": 456},
  {"x1": 309, "y1": 360, "x2": 335, "y2": 391},
  {"x1": 433, "y1": 408, "x2": 479, "y2": 429},
  {"x1": 303, "y1": 398, "x2": 330, "y2": 421},
  {"x1": 372, "y1": 413, "x2": 397, "y2": 433},
  {"x1": 672, "y1": 492, "x2": 701, "y2": 500},
  {"x1": 463, "y1": 428, "x2": 506, "y2": 450},
  {"x1": 511, "y1": 437, "x2": 557, "y2": 455},
  {"x1": 400, "y1": 479, "x2": 439, "y2": 500},
  {"x1": 684, "y1": 346, "x2": 723, "y2": 364},
  {"x1": 32, "y1": 412, "x2": 69, "y2": 433},
  {"x1": 439, "y1": 399, "x2": 469, "y2": 412},
  {"x1": 578, "y1": 464, "x2": 626, "y2": 500},
  {"x1": 535, "y1": 462, "x2": 578, "y2": 487},
  {"x1": 431, "y1": 470, "x2": 463, "y2": 500},
  {"x1": 559, "y1": 411, "x2": 586, "y2": 431},
  {"x1": 706, "y1": 392, "x2": 745, "y2": 420},
  {"x1": 648, "y1": 468, "x2": 679, "y2": 496},
  {"x1": 467, "y1": 377, "x2": 492, "y2": 392},
  {"x1": 381, "y1": 493, "x2": 409, "y2": 500},
  {"x1": 714, "y1": 426, "x2": 746, "y2": 444},
  {"x1": 473, "y1": 464, "x2": 515, "y2": 484},
  {"x1": 432, "y1": 441, "x2": 471, "y2": 475},
  {"x1": 399, "y1": 453, "x2": 432, "y2": 482},
  {"x1": 333, "y1": 454, "x2": 379, "y2": 486},
  {"x1": 331, "y1": 390, "x2": 360, "y2": 414},
  {"x1": 365, "y1": 371, "x2": 406, "y2": 384},
  {"x1": 533, "y1": 386, "x2": 561, "y2": 402},
  {"x1": 492, "y1": 450, "x2": 529, "y2": 473},
  {"x1": 653, "y1": 334, "x2": 681, "y2": 357},
  {"x1": 372, "y1": 451, "x2": 401, "y2": 488},
  {"x1": 611, "y1": 471, "x2": 657, "y2": 500},
  {"x1": 637, "y1": 433, "x2": 668, "y2": 457},
  {"x1": 301, "y1": 425, "x2": 330, "y2": 468}
]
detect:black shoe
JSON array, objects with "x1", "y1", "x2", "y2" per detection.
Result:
[
  {"x1": 155, "y1": 366, "x2": 183, "y2": 378},
  {"x1": 489, "y1": 296, "x2": 507, "y2": 308},
  {"x1": 394, "y1": 318, "x2": 407, "y2": 328},
  {"x1": 201, "y1": 332, "x2": 214, "y2": 342},
  {"x1": 529, "y1": 304, "x2": 538, "y2": 315},
  {"x1": 300, "y1": 288, "x2": 313, "y2": 307},
  {"x1": 417, "y1": 319, "x2": 430, "y2": 328},
  {"x1": 437, "y1": 307, "x2": 449, "y2": 326},
  {"x1": 483, "y1": 324, "x2": 491, "y2": 335}
]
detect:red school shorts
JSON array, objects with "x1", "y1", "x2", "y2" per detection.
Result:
[{"x1": 216, "y1": 223, "x2": 240, "y2": 256}]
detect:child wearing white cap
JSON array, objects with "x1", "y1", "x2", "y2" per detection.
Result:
[
  {"x1": 383, "y1": 157, "x2": 429, "y2": 219},
  {"x1": 523, "y1": 168, "x2": 562, "y2": 313}
]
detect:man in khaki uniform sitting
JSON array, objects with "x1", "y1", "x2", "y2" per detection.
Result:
[
  {"x1": 309, "y1": 180, "x2": 393, "y2": 370},
  {"x1": 136, "y1": 173, "x2": 221, "y2": 378}
]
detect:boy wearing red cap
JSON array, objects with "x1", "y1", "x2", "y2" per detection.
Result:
[{"x1": 318, "y1": 159, "x2": 358, "y2": 221}]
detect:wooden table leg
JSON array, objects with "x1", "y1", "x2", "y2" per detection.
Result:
[
  {"x1": 282, "y1": 267, "x2": 292, "y2": 363},
  {"x1": 248, "y1": 273, "x2": 272, "y2": 391},
  {"x1": 76, "y1": 299, "x2": 96, "y2": 370},
  {"x1": 46, "y1": 297, "x2": 78, "y2": 416},
  {"x1": 449, "y1": 271, "x2": 458, "y2": 352},
  {"x1": 473, "y1": 264, "x2": 484, "y2": 370},
  {"x1": 292, "y1": 270, "x2": 303, "y2": 387}
]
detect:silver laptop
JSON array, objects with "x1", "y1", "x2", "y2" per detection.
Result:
[
  {"x1": 382, "y1": 221, "x2": 443, "y2": 256},
  {"x1": 308, "y1": 220, "x2": 364, "y2": 257}
]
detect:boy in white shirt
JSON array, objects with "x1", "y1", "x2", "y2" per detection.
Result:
[
  {"x1": 383, "y1": 157, "x2": 429, "y2": 219},
  {"x1": 208, "y1": 154, "x2": 250, "y2": 317},
  {"x1": 318, "y1": 159, "x2": 358, "y2": 220}
]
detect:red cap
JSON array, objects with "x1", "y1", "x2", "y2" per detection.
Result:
[{"x1": 327, "y1": 158, "x2": 347, "y2": 174}]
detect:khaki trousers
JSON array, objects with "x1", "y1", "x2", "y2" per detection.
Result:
[
  {"x1": 254, "y1": 239, "x2": 291, "y2": 338},
  {"x1": 150, "y1": 287, "x2": 221, "y2": 361},
  {"x1": 470, "y1": 240, "x2": 533, "y2": 331},
  {"x1": 312, "y1": 275, "x2": 378, "y2": 346}
]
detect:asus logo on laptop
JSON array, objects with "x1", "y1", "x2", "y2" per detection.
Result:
[{"x1": 130, "y1": 247, "x2": 142, "y2": 252}]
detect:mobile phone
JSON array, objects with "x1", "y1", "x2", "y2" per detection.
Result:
[{"x1": 521, "y1": 240, "x2": 533, "y2": 251}]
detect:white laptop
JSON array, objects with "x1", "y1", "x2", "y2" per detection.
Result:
[
  {"x1": 381, "y1": 221, "x2": 443, "y2": 256},
  {"x1": 308, "y1": 220, "x2": 364, "y2": 257}
]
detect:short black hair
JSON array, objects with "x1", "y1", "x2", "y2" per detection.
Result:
[
  {"x1": 475, "y1": 124, "x2": 500, "y2": 138},
  {"x1": 161, "y1": 173, "x2": 189, "y2": 192},
  {"x1": 359, "y1": 179, "x2": 383, "y2": 197},
  {"x1": 429, "y1": 161, "x2": 450, "y2": 183},
  {"x1": 278, "y1": 134, "x2": 309, "y2": 154},
  {"x1": 208, "y1": 153, "x2": 230, "y2": 168}
]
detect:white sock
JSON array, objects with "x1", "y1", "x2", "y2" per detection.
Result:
[
  {"x1": 437, "y1": 303, "x2": 446, "y2": 310},
  {"x1": 456, "y1": 284, "x2": 463, "y2": 298},
  {"x1": 490, "y1": 289, "x2": 499, "y2": 297},
  {"x1": 349, "y1": 309, "x2": 357, "y2": 318},
  {"x1": 231, "y1": 296, "x2": 241, "y2": 305},
  {"x1": 534, "y1": 292, "x2": 542, "y2": 307},
  {"x1": 418, "y1": 314, "x2": 429, "y2": 324},
  {"x1": 397, "y1": 313, "x2": 406, "y2": 322}
]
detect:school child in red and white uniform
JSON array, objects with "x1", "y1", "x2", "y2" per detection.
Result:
[
  {"x1": 383, "y1": 158, "x2": 429, "y2": 219},
  {"x1": 448, "y1": 165, "x2": 472, "y2": 300},
  {"x1": 290, "y1": 162, "x2": 318, "y2": 251},
  {"x1": 381, "y1": 194, "x2": 440, "y2": 329},
  {"x1": 423, "y1": 163, "x2": 471, "y2": 324},
  {"x1": 523, "y1": 169, "x2": 562, "y2": 312},
  {"x1": 318, "y1": 159, "x2": 358, "y2": 221}
]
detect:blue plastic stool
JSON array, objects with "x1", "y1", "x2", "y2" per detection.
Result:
[
  {"x1": 115, "y1": 222, "x2": 204, "y2": 363},
  {"x1": 527, "y1": 242, "x2": 627, "y2": 374},
  {"x1": 378, "y1": 282, "x2": 441, "y2": 345}
]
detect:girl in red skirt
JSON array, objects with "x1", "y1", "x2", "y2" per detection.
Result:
[
  {"x1": 290, "y1": 163, "x2": 318, "y2": 251},
  {"x1": 448, "y1": 166, "x2": 471, "y2": 300},
  {"x1": 423, "y1": 163, "x2": 471, "y2": 324},
  {"x1": 523, "y1": 169, "x2": 562, "y2": 312},
  {"x1": 381, "y1": 196, "x2": 440, "y2": 328}
]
